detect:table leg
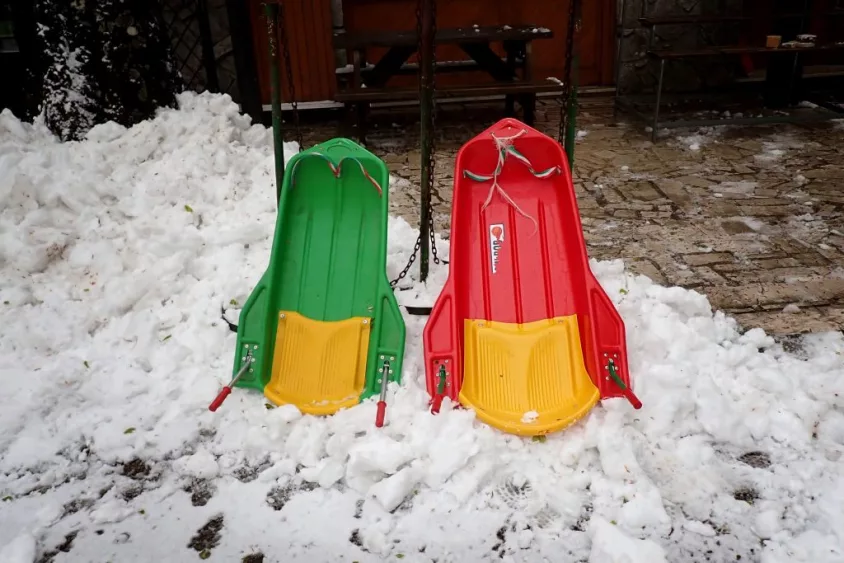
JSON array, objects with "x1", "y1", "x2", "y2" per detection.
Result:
[
  {"x1": 353, "y1": 49, "x2": 363, "y2": 88},
  {"x1": 503, "y1": 40, "x2": 518, "y2": 115},
  {"x1": 357, "y1": 102, "x2": 369, "y2": 145},
  {"x1": 342, "y1": 102, "x2": 356, "y2": 139},
  {"x1": 365, "y1": 45, "x2": 417, "y2": 87},
  {"x1": 458, "y1": 42, "x2": 517, "y2": 82},
  {"x1": 523, "y1": 94, "x2": 536, "y2": 125},
  {"x1": 652, "y1": 58, "x2": 665, "y2": 142},
  {"x1": 523, "y1": 42, "x2": 535, "y2": 124}
]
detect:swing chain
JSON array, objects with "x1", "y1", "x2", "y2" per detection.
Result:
[
  {"x1": 417, "y1": 0, "x2": 440, "y2": 272},
  {"x1": 390, "y1": 232, "x2": 421, "y2": 289},
  {"x1": 426, "y1": 0, "x2": 440, "y2": 267},
  {"x1": 389, "y1": 200, "x2": 440, "y2": 289},
  {"x1": 389, "y1": 0, "x2": 440, "y2": 290},
  {"x1": 558, "y1": 0, "x2": 578, "y2": 145},
  {"x1": 278, "y1": 1, "x2": 302, "y2": 149},
  {"x1": 428, "y1": 207, "x2": 440, "y2": 265}
]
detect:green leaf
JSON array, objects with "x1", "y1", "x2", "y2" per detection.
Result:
[
  {"x1": 199, "y1": 549, "x2": 211, "y2": 560},
  {"x1": 2, "y1": 495, "x2": 12, "y2": 502},
  {"x1": 83, "y1": 360, "x2": 90, "y2": 369},
  {"x1": 162, "y1": 335, "x2": 172, "y2": 342},
  {"x1": 124, "y1": 427, "x2": 136, "y2": 435},
  {"x1": 139, "y1": 509, "x2": 145, "y2": 514},
  {"x1": 531, "y1": 435, "x2": 546, "y2": 443},
  {"x1": 619, "y1": 288, "x2": 629, "y2": 295},
  {"x1": 610, "y1": 520, "x2": 617, "y2": 525},
  {"x1": 265, "y1": 403, "x2": 275, "y2": 410},
  {"x1": 229, "y1": 299, "x2": 238, "y2": 306},
  {"x1": 396, "y1": 555, "x2": 405, "y2": 560},
  {"x1": 83, "y1": 288, "x2": 89, "y2": 293},
  {"x1": 184, "y1": 204, "x2": 194, "y2": 213}
]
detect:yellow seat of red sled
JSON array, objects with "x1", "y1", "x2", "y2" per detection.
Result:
[
  {"x1": 423, "y1": 118, "x2": 641, "y2": 436},
  {"x1": 222, "y1": 138, "x2": 406, "y2": 415}
]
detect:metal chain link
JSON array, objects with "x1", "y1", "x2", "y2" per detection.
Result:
[
  {"x1": 390, "y1": 231, "x2": 422, "y2": 289},
  {"x1": 389, "y1": 200, "x2": 441, "y2": 289},
  {"x1": 423, "y1": 0, "x2": 440, "y2": 266},
  {"x1": 558, "y1": 0, "x2": 578, "y2": 144},
  {"x1": 390, "y1": 0, "x2": 440, "y2": 290},
  {"x1": 278, "y1": 2, "x2": 302, "y2": 149},
  {"x1": 428, "y1": 208, "x2": 440, "y2": 265},
  {"x1": 427, "y1": 0, "x2": 439, "y2": 268}
]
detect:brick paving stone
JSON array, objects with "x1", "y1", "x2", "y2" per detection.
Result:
[
  {"x1": 682, "y1": 252, "x2": 736, "y2": 266},
  {"x1": 754, "y1": 257, "x2": 803, "y2": 269},
  {"x1": 733, "y1": 310, "x2": 833, "y2": 334},
  {"x1": 739, "y1": 205, "x2": 795, "y2": 217},
  {"x1": 720, "y1": 220, "x2": 757, "y2": 234},
  {"x1": 674, "y1": 175, "x2": 715, "y2": 188},
  {"x1": 624, "y1": 181, "x2": 665, "y2": 202}
]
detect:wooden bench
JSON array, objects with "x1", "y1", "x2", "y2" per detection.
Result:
[
  {"x1": 333, "y1": 25, "x2": 554, "y2": 50},
  {"x1": 333, "y1": 24, "x2": 555, "y2": 139},
  {"x1": 638, "y1": 15, "x2": 752, "y2": 26},
  {"x1": 335, "y1": 81, "x2": 562, "y2": 103},
  {"x1": 338, "y1": 81, "x2": 562, "y2": 140},
  {"x1": 647, "y1": 43, "x2": 844, "y2": 59}
]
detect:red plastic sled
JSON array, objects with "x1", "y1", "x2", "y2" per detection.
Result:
[{"x1": 423, "y1": 118, "x2": 641, "y2": 436}]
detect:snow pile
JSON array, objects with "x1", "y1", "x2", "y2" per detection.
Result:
[
  {"x1": 0, "y1": 533, "x2": 36, "y2": 563},
  {"x1": 675, "y1": 127, "x2": 722, "y2": 151},
  {"x1": 754, "y1": 135, "x2": 815, "y2": 165},
  {"x1": 1, "y1": 93, "x2": 843, "y2": 563}
]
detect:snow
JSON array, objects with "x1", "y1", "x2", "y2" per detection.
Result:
[
  {"x1": 173, "y1": 448, "x2": 221, "y2": 480},
  {"x1": 684, "y1": 519, "x2": 717, "y2": 537},
  {"x1": 739, "y1": 216, "x2": 765, "y2": 232},
  {"x1": 675, "y1": 128, "x2": 722, "y2": 151},
  {"x1": 0, "y1": 533, "x2": 36, "y2": 563},
  {"x1": 90, "y1": 500, "x2": 135, "y2": 525},
  {"x1": 589, "y1": 518, "x2": 667, "y2": 563},
  {"x1": 520, "y1": 411, "x2": 539, "y2": 424},
  {"x1": 1, "y1": 92, "x2": 844, "y2": 562}
]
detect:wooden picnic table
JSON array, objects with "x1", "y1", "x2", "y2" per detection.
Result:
[
  {"x1": 333, "y1": 24, "x2": 556, "y2": 137},
  {"x1": 334, "y1": 25, "x2": 553, "y2": 87}
]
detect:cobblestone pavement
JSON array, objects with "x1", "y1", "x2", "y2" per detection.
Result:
[{"x1": 297, "y1": 96, "x2": 844, "y2": 336}]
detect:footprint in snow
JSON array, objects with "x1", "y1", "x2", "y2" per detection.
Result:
[
  {"x1": 492, "y1": 474, "x2": 561, "y2": 530},
  {"x1": 737, "y1": 451, "x2": 771, "y2": 469}
]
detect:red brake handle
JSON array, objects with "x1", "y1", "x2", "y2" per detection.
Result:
[
  {"x1": 607, "y1": 360, "x2": 642, "y2": 410},
  {"x1": 430, "y1": 394, "x2": 444, "y2": 414},
  {"x1": 619, "y1": 386, "x2": 642, "y2": 409},
  {"x1": 208, "y1": 386, "x2": 232, "y2": 412},
  {"x1": 375, "y1": 401, "x2": 387, "y2": 427}
]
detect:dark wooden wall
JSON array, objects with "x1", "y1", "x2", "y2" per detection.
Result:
[
  {"x1": 249, "y1": 0, "x2": 338, "y2": 104},
  {"x1": 249, "y1": 0, "x2": 618, "y2": 104}
]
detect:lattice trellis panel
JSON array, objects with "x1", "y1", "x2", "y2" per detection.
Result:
[
  {"x1": 161, "y1": 0, "x2": 210, "y2": 91},
  {"x1": 160, "y1": 0, "x2": 240, "y2": 99}
]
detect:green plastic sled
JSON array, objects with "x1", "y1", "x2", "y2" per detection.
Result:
[{"x1": 232, "y1": 138, "x2": 405, "y2": 415}]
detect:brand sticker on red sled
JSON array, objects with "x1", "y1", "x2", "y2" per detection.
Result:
[{"x1": 489, "y1": 223, "x2": 504, "y2": 274}]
